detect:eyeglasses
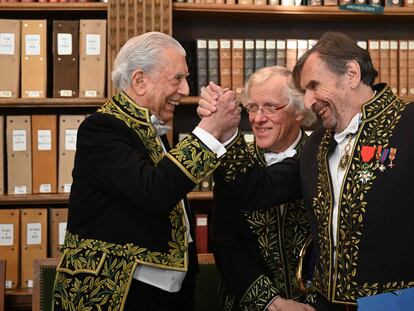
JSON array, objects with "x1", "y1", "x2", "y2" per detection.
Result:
[{"x1": 245, "y1": 103, "x2": 288, "y2": 116}]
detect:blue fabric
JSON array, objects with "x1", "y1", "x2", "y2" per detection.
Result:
[{"x1": 357, "y1": 287, "x2": 414, "y2": 311}]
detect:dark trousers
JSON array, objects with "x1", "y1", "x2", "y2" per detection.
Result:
[
  {"x1": 314, "y1": 294, "x2": 357, "y2": 311},
  {"x1": 123, "y1": 271, "x2": 196, "y2": 311}
]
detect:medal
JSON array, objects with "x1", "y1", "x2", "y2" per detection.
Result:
[
  {"x1": 359, "y1": 169, "x2": 373, "y2": 184},
  {"x1": 388, "y1": 147, "x2": 397, "y2": 168},
  {"x1": 378, "y1": 148, "x2": 390, "y2": 172},
  {"x1": 359, "y1": 146, "x2": 376, "y2": 183}
]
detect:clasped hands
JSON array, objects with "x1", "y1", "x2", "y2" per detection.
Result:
[{"x1": 197, "y1": 82, "x2": 241, "y2": 143}]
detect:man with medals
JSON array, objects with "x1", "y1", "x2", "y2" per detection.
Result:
[{"x1": 198, "y1": 31, "x2": 414, "y2": 311}]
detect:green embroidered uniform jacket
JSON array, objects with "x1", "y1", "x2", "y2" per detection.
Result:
[
  {"x1": 300, "y1": 84, "x2": 414, "y2": 305},
  {"x1": 52, "y1": 92, "x2": 219, "y2": 311},
  {"x1": 211, "y1": 130, "x2": 308, "y2": 311}
]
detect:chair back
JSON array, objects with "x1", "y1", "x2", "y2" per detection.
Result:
[{"x1": 32, "y1": 258, "x2": 60, "y2": 311}]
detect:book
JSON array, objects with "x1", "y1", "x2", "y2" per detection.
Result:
[
  {"x1": 0, "y1": 116, "x2": 3, "y2": 195},
  {"x1": 389, "y1": 40, "x2": 398, "y2": 95},
  {"x1": 207, "y1": 39, "x2": 219, "y2": 85},
  {"x1": 21, "y1": 20, "x2": 47, "y2": 98},
  {"x1": 79, "y1": 19, "x2": 107, "y2": 98},
  {"x1": 379, "y1": 40, "x2": 390, "y2": 85},
  {"x1": 265, "y1": 39, "x2": 276, "y2": 67},
  {"x1": 219, "y1": 39, "x2": 232, "y2": 89},
  {"x1": 196, "y1": 39, "x2": 208, "y2": 94},
  {"x1": 6, "y1": 115, "x2": 32, "y2": 195},
  {"x1": 276, "y1": 39, "x2": 286, "y2": 67},
  {"x1": 0, "y1": 209, "x2": 20, "y2": 289},
  {"x1": 20, "y1": 208, "x2": 48, "y2": 288},
  {"x1": 398, "y1": 40, "x2": 408, "y2": 97},
  {"x1": 195, "y1": 213, "x2": 208, "y2": 253},
  {"x1": 408, "y1": 40, "x2": 414, "y2": 97},
  {"x1": 48, "y1": 208, "x2": 68, "y2": 258},
  {"x1": 0, "y1": 19, "x2": 20, "y2": 98},
  {"x1": 368, "y1": 40, "x2": 380, "y2": 84},
  {"x1": 254, "y1": 39, "x2": 265, "y2": 71},
  {"x1": 286, "y1": 39, "x2": 298, "y2": 71},
  {"x1": 297, "y1": 39, "x2": 308, "y2": 61},
  {"x1": 52, "y1": 20, "x2": 79, "y2": 98},
  {"x1": 58, "y1": 115, "x2": 86, "y2": 193},
  {"x1": 357, "y1": 287, "x2": 414, "y2": 310},
  {"x1": 31, "y1": 115, "x2": 58, "y2": 194},
  {"x1": 244, "y1": 39, "x2": 255, "y2": 82},
  {"x1": 231, "y1": 39, "x2": 244, "y2": 93}
]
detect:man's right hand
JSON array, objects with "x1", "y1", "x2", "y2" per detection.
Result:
[
  {"x1": 197, "y1": 82, "x2": 241, "y2": 143},
  {"x1": 197, "y1": 81, "x2": 227, "y2": 118}
]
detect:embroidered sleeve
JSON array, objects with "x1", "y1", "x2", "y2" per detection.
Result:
[
  {"x1": 166, "y1": 134, "x2": 219, "y2": 184},
  {"x1": 239, "y1": 275, "x2": 279, "y2": 311}
]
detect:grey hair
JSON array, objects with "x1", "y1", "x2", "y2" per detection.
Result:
[
  {"x1": 243, "y1": 66, "x2": 316, "y2": 127},
  {"x1": 111, "y1": 32, "x2": 186, "y2": 90}
]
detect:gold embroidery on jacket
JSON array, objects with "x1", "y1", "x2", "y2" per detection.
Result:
[{"x1": 244, "y1": 134, "x2": 309, "y2": 301}]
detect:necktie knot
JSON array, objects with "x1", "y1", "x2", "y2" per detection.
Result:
[
  {"x1": 151, "y1": 115, "x2": 171, "y2": 136},
  {"x1": 264, "y1": 149, "x2": 297, "y2": 165}
]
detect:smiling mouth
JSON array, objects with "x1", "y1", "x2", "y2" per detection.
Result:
[
  {"x1": 167, "y1": 99, "x2": 180, "y2": 106},
  {"x1": 255, "y1": 127, "x2": 271, "y2": 133},
  {"x1": 314, "y1": 103, "x2": 329, "y2": 117}
]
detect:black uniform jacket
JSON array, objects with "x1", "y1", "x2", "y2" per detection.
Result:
[
  {"x1": 212, "y1": 130, "x2": 306, "y2": 311},
  {"x1": 52, "y1": 91, "x2": 219, "y2": 311},
  {"x1": 300, "y1": 84, "x2": 414, "y2": 305}
]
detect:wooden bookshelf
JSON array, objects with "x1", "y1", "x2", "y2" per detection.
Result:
[
  {"x1": 0, "y1": 2, "x2": 107, "y2": 11},
  {"x1": 0, "y1": 98, "x2": 105, "y2": 108}
]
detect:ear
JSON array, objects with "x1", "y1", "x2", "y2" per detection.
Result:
[
  {"x1": 296, "y1": 112, "x2": 305, "y2": 123},
  {"x1": 131, "y1": 69, "x2": 146, "y2": 96},
  {"x1": 346, "y1": 60, "x2": 361, "y2": 89}
]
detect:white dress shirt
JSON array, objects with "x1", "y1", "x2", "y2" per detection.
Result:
[{"x1": 328, "y1": 113, "x2": 361, "y2": 250}]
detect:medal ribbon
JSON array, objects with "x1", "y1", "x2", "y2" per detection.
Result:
[
  {"x1": 380, "y1": 148, "x2": 389, "y2": 164},
  {"x1": 361, "y1": 146, "x2": 376, "y2": 163}
]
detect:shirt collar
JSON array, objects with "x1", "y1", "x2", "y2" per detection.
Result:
[
  {"x1": 264, "y1": 131, "x2": 302, "y2": 166},
  {"x1": 150, "y1": 115, "x2": 171, "y2": 136},
  {"x1": 334, "y1": 113, "x2": 361, "y2": 144}
]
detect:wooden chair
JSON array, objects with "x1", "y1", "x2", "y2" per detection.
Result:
[
  {"x1": 31, "y1": 255, "x2": 221, "y2": 311},
  {"x1": 196, "y1": 253, "x2": 221, "y2": 311},
  {"x1": 0, "y1": 260, "x2": 6, "y2": 311},
  {"x1": 32, "y1": 258, "x2": 60, "y2": 311}
]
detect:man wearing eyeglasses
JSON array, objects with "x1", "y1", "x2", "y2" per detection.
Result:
[{"x1": 203, "y1": 66, "x2": 316, "y2": 311}]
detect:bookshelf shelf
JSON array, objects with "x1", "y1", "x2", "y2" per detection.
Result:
[
  {"x1": 0, "y1": 191, "x2": 212, "y2": 206},
  {"x1": 5, "y1": 288, "x2": 32, "y2": 311},
  {"x1": 173, "y1": 4, "x2": 414, "y2": 21},
  {"x1": 0, "y1": 3, "x2": 107, "y2": 11},
  {"x1": 0, "y1": 194, "x2": 69, "y2": 205},
  {"x1": 0, "y1": 98, "x2": 105, "y2": 108},
  {"x1": 188, "y1": 191, "x2": 213, "y2": 200},
  {"x1": 180, "y1": 95, "x2": 414, "y2": 105}
]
